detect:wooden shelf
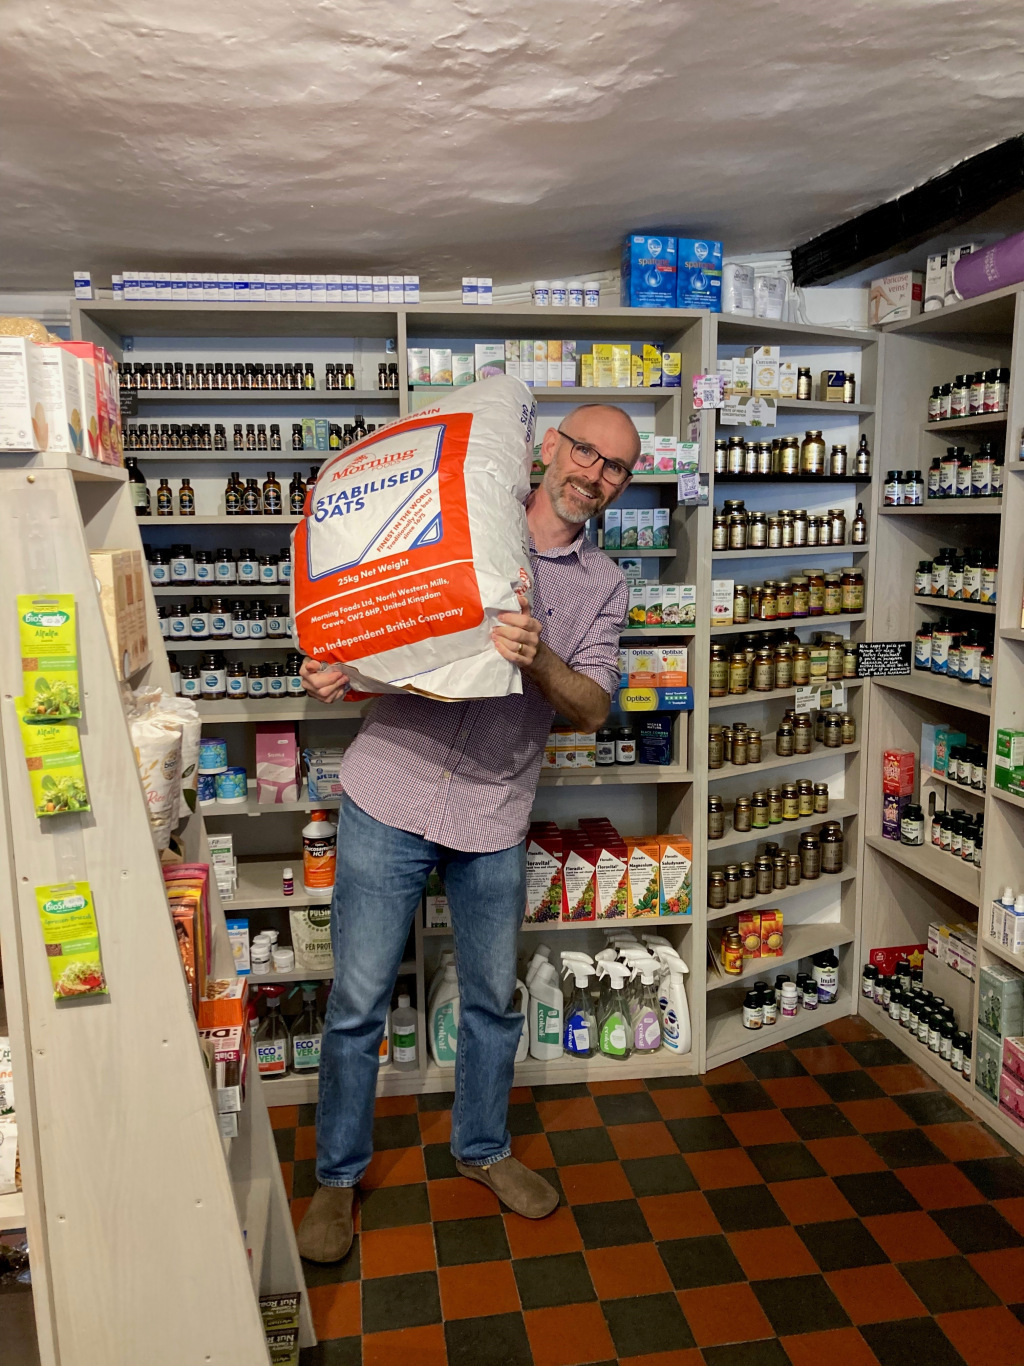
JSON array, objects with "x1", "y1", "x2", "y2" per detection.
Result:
[
  {"x1": 706, "y1": 866, "x2": 857, "y2": 922},
  {"x1": 879, "y1": 501, "x2": 1001, "y2": 517},
  {"x1": 0, "y1": 451, "x2": 128, "y2": 483},
  {"x1": 993, "y1": 786, "x2": 1024, "y2": 812},
  {"x1": 884, "y1": 285, "x2": 1020, "y2": 338},
  {"x1": 134, "y1": 389, "x2": 394, "y2": 404},
  {"x1": 1000, "y1": 628, "x2": 1024, "y2": 642},
  {"x1": 913, "y1": 595, "x2": 996, "y2": 616},
  {"x1": 709, "y1": 678, "x2": 864, "y2": 710},
  {"x1": 922, "y1": 412, "x2": 1007, "y2": 434},
  {"x1": 872, "y1": 672, "x2": 991, "y2": 716},
  {"x1": 920, "y1": 769, "x2": 985, "y2": 805},
  {"x1": 710, "y1": 613, "x2": 866, "y2": 636},
  {"x1": 709, "y1": 799, "x2": 857, "y2": 852},
  {"x1": 715, "y1": 316, "x2": 877, "y2": 346},
  {"x1": 712, "y1": 546, "x2": 869, "y2": 560},
  {"x1": 979, "y1": 935, "x2": 1024, "y2": 971},
  {"x1": 707, "y1": 922, "x2": 854, "y2": 992},
  {"x1": 413, "y1": 385, "x2": 679, "y2": 402},
  {"x1": 712, "y1": 741, "x2": 860, "y2": 781},
  {"x1": 424, "y1": 914, "x2": 693, "y2": 938},
  {"x1": 154, "y1": 584, "x2": 288, "y2": 597},
  {"x1": 706, "y1": 990, "x2": 854, "y2": 1067},
  {"x1": 195, "y1": 698, "x2": 366, "y2": 722},
  {"x1": 725, "y1": 398, "x2": 875, "y2": 416},
  {"x1": 0, "y1": 1191, "x2": 26, "y2": 1232},
  {"x1": 539, "y1": 766, "x2": 693, "y2": 786},
  {"x1": 713, "y1": 474, "x2": 871, "y2": 486},
  {"x1": 864, "y1": 833, "x2": 979, "y2": 905},
  {"x1": 621, "y1": 627, "x2": 695, "y2": 638}
]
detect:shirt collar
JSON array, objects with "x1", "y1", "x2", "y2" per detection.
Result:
[{"x1": 529, "y1": 528, "x2": 587, "y2": 561}]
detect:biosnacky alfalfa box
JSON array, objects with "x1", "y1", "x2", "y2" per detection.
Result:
[{"x1": 18, "y1": 594, "x2": 81, "y2": 720}]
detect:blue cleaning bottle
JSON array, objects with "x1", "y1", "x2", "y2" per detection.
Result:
[{"x1": 561, "y1": 953, "x2": 597, "y2": 1060}]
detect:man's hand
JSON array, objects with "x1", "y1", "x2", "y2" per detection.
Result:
[
  {"x1": 301, "y1": 657, "x2": 351, "y2": 705},
  {"x1": 492, "y1": 607, "x2": 542, "y2": 668}
]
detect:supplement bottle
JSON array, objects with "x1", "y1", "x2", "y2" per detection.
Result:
[{"x1": 302, "y1": 809, "x2": 338, "y2": 899}]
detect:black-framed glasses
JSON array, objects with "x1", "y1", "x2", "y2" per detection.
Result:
[{"x1": 556, "y1": 429, "x2": 634, "y2": 488}]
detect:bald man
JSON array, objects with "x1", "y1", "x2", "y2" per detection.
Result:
[{"x1": 297, "y1": 404, "x2": 638, "y2": 1262}]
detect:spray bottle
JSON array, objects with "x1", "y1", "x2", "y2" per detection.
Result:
[
  {"x1": 624, "y1": 953, "x2": 663, "y2": 1053},
  {"x1": 649, "y1": 945, "x2": 692, "y2": 1056},
  {"x1": 529, "y1": 958, "x2": 564, "y2": 1060},
  {"x1": 596, "y1": 960, "x2": 632, "y2": 1060},
  {"x1": 254, "y1": 985, "x2": 291, "y2": 1078},
  {"x1": 560, "y1": 954, "x2": 597, "y2": 1059},
  {"x1": 290, "y1": 982, "x2": 324, "y2": 1074}
]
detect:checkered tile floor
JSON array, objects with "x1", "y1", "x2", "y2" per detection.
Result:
[{"x1": 271, "y1": 1014, "x2": 1024, "y2": 1366}]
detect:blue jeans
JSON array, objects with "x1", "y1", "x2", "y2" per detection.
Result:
[{"x1": 316, "y1": 795, "x2": 527, "y2": 1187}]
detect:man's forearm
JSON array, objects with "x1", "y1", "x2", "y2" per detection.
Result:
[{"x1": 524, "y1": 641, "x2": 611, "y2": 732}]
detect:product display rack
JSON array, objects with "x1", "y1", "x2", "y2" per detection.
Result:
[
  {"x1": 863, "y1": 281, "x2": 1024, "y2": 1154},
  {"x1": 0, "y1": 448, "x2": 314, "y2": 1361}
]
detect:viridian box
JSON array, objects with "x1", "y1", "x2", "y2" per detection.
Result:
[
  {"x1": 621, "y1": 235, "x2": 678, "y2": 308},
  {"x1": 676, "y1": 239, "x2": 723, "y2": 312}
]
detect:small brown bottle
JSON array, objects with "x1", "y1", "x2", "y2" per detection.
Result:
[
  {"x1": 851, "y1": 503, "x2": 867, "y2": 544},
  {"x1": 178, "y1": 477, "x2": 195, "y2": 516},
  {"x1": 225, "y1": 472, "x2": 242, "y2": 517},
  {"x1": 289, "y1": 472, "x2": 307, "y2": 515},
  {"x1": 262, "y1": 471, "x2": 282, "y2": 516},
  {"x1": 156, "y1": 477, "x2": 173, "y2": 516},
  {"x1": 242, "y1": 478, "x2": 262, "y2": 515}
]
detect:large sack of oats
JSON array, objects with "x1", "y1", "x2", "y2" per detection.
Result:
[{"x1": 292, "y1": 375, "x2": 536, "y2": 699}]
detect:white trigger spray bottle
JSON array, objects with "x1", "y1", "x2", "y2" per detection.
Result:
[
  {"x1": 649, "y1": 945, "x2": 692, "y2": 1056},
  {"x1": 560, "y1": 954, "x2": 597, "y2": 1059},
  {"x1": 620, "y1": 951, "x2": 663, "y2": 1053},
  {"x1": 596, "y1": 960, "x2": 632, "y2": 1060}
]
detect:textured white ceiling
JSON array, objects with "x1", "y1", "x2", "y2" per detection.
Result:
[{"x1": 2, "y1": 0, "x2": 1023, "y2": 289}]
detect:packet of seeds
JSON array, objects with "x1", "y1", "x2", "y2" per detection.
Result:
[
  {"x1": 18, "y1": 594, "x2": 81, "y2": 721},
  {"x1": 16, "y1": 698, "x2": 90, "y2": 816},
  {"x1": 34, "y1": 880, "x2": 108, "y2": 1000}
]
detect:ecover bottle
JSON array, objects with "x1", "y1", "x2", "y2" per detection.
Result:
[
  {"x1": 291, "y1": 982, "x2": 324, "y2": 1073},
  {"x1": 529, "y1": 960, "x2": 563, "y2": 1061},
  {"x1": 429, "y1": 963, "x2": 459, "y2": 1068},
  {"x1": 596, "y1": 961, "x2": 632, "y2": 1060},
  {"x1": 255, "y1": 986, "x2": 291, "y2": 1078}
]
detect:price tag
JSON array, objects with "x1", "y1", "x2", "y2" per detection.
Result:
[
  {"x1": 119, "y1": 389, "x2": 138, "y2": 418},
  {"x1": 692, "y1": 374, "x2": 724, "y2": 409},
  {"x1": 794, "y1": 683, "x2": 846, "y2": 714}
]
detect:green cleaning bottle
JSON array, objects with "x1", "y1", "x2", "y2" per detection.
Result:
[{"x1": 596, "y1": 960, "x2": 632, "y2": 1060}]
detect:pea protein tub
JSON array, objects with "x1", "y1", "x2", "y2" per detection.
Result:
[
  {"x1": 18, "y1": 594, "x2": 81, "y2": 720},
  {"x1": 292, "y1": 375, "x2": 535, "y2": 699},
  {"x1": 35, "y1": 881, "x2": 107, "y2": 999},
  {"x1": 17, "y1": 700, "x2": 89, "y2": 816}
]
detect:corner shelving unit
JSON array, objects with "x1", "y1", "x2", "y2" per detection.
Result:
[{"x1": 864, "y1": 281, "x2": 1024, "y2": 1154}]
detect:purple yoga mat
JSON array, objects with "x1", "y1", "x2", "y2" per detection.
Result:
[{"x1": 953, "y1": 231, "x2": 1024, "y2": 300}]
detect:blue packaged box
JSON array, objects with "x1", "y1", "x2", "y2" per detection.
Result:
[
  {"x1": 621, "y1": 235, "x2": 678, "y2": 309},
  {"x1": 676, "y1": 238, "x2": 723, "y2": 312}
]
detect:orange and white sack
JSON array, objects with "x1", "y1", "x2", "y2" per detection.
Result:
[{"x1": 292, "y1": 375, "x2": 536, "y2": 699}]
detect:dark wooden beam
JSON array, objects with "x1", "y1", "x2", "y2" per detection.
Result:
[{"x1": 792, "y1": 135, "x2": 1024, "y2": 286}]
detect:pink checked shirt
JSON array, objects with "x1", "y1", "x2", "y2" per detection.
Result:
[{"x1": 339, "y1": 533, "x2": 628, "y2": 852}]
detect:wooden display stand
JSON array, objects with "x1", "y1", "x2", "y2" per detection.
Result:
[{"x1": 0, "y1": 450, "x2": 313, "y2": 1363}]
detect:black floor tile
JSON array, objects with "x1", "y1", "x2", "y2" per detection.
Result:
[
  {"x1": 707, "y1": 1080, "x2": 775, "y2": 1113},
  {"x1": 744, "y1": 1048, "x2": 809, "y2": 1079},
  {"x1": 666, "y1": 1115, "x2": 740, "y2": 1152},
  {"x1": 434, "y1": 1214, "x2": 510, "y2": 1266},
  {"x1": 621, "y1": 1153, "x2": 698, "y2": 1198},
  {"x1": 298, "y1": 1102, "x2": 318, "y2": 1126},
  {"x1": 423, "y1": 1142, "x2": 459, "y2": 1181},
  {"x1": 445, "y1": 1313, "x2": 533, "y2": 1366},
  {"x1": 796, "y1": 1217, "x2": 888, "y2": 1271},
  {"x1": 702, "y1": 1341, "x2": 791, "y2": 1366},
  {"x1": 532, "y1": 1081, "x2": 590, "y2": 1101},
  {"x1": 274, "y1": 1126, "x2": 296, "y2": 1162},
  {"x1": 417, "y1": 1089, "x2": 455, "y2": 1112},
  {"x1": 658, "y1": 1232, "x2": 745, "y2": 1288},
  {"x1": 603, "y1": 1290, "x2": 695, "y2": 1357},
  {"x1": 646, "y1": 1072, "x2": 703, "y2": 1089},
  {"x1": 705, "y1": 1184, "x2": 788, "y2": 1232},
  {"x1": 958, "y1": 1156, "x2": 1024, "y2": 1201},
  {"x1": 930, "y1": 1202, "x2": 1024, "y2": 1253},
  {"x1": 786, "y1": 1026, "x2": 835, "y2": 1049},
  {"x1": 1011, "y1": 1303, "x2": 1024, "y2": 1328},
  {"x1": 547, "y1": 1126, "x2": 616, "y2": 1167},
  {"x1": 898, "y1": 1255, "x2": 1001, "y2": 1314},
  {"x1": 358, "y1": 1182, "x2": 431, "y2": 1231},
  {"x1": 895, "y1": 1089, "x2": 969, "y2": 1126},
  {"x1": 593, "y1": 1089, "x2": 661, "y2": 1126},
  {"x1": 506, "y1": 1102, "x2": 544, "y2": 1136},
  {"x1": 747, "y1": 1141, "x2": 826, "y2": 1183},
  {"x1": 866, "y1": 1128, "x2": 949, "y2": 1169},
  {"x1": 860, "y1": 1317, "x2": 968, "y2": 1366},
  {"x1": 292, "y1": 1158, "x2": 319, "y2": 1199},
  {"x1": 573, "y1": 1199, "x2": 652, "y2": 1248},
  {"x1": 844, "y1": 1037, "x2": 911, "y2": 1068},
  {"x1": 371, "y1": 1112, "x2": 422, "y2": 1151},
  {"x1": 834, "y1": 1169, "x2": 921, "y2": 1217},
  {"x1": 300, "y1": 1338, "x2": 361, "y2": 1366},
  {"x1": 816, "y1": 1070, "x2": 886, "y2": 1103},
  {"x1": 751, "y1": 1272, "x2": 851, "y2": 1336},
  {"x1": 361, "y1": 1269, "x2": 441, "y2": 1333},
  {"x1": 302, "y1": 1234, "x2": 360, "y2": 1286},
  {"x1": 782, "y1": 1104, "x2": 857, "y2": 1141},
  {"x1": 512, "y1": 1251, "x2": 595, "y2": 1309}
]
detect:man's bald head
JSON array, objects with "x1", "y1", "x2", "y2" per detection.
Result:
[{"x1": 564, "y1": 404, "x2": 642, "y2": 463}]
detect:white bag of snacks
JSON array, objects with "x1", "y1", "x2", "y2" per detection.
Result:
[
  {"x1": 292, "y1": 375, "x2": 535, "y2": 699},
  {"x1": 289, "y1": 905, "x2": 333, "y2": 972},
  {"x1": 127, "y1": 707, "x2": 182, "y2": 850}
]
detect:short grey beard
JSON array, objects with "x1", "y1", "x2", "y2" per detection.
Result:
[{"x1": 544, "y1": 465, "x2": 601, "y2": 525}]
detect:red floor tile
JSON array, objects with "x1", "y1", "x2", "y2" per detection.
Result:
[
  {"x1": 589, "y1": 1077, "x2": 646, "y2": 1095},
  {"x1": 417, "y1": 1109, "x2": 452, "y2": 1145},
  {"x1": 868, "y1": 1062, "x2": 940, "y2": 1094},
  {"x1": 503, "y1": 1205, "x2": 583, "y2": 1258},
  {"x1": 968, "y1": 1247, "x2": 1024, "y2": 1304},
  {"x1": 725, "y1": 1108, "x2": 800, "y2": 1147},
  {"x1": 727, "y1": 1226, "x2": 819, "y2": 1280},
  {"x1": 362, "y1": 1145, "x2": 426, "y2": 1190},
  {"x1": 804, "y1": 1135, "x2": 887, "y2": 1176},
  {"x1": 511, "y1": 1132, "x2": 555, "y2": 1170},
  {"x1": 925, "y1": 1121, "x2": 1010, "y2": 1162},
  {"x1": 586, "y1": 1242, "x2": 674, "y2": 1298},
  {"x1": 897, "y1": 1162, "x2": 988, "y2": 1209},
  {"x1": 684, "y1": 1147, "x2": 764, "y2": 1190},
  {"x1": 294, "y1": 1124, "x2": 317, "y2": 1161},
  {"x1": 536, "y1": 1096, "x2": 603, "y2": 1132},
  {"x1": 781, "y1": 1326, "x2": 880, "y2": 1365},
  {"x1": 362, "y1": 1323, "x2": 447, "y2": 1366},
  {"x1": 862, "y1": 1210, "x2": 958, "y2": 1262},
  {"x1": 640, "y1": 1190, "x2": 721, "y2": 1241},
  {"x1": 616, "y1": 1353, "x2": 703, "y2": 1366},
  {"x1": 837, "y1": 1097, "x2": 916, "y2": 1133},
  {"x1": 560, "y1": 1159, "x2": 634, "y2": 1205},
  {"x1": 826, "y1": 1015, "x2": 883, "y2": 1043},
  {"x1": 608, "y1": 1120, "x2": 679, "y2": 1159},
  {"x1": 770, "y1": 1176, "x2": 855, "y2": 1224},
  {"x1": 306, "y1": 1281, "x2": 361, "y2": 1340},
  {"x1": 269, "y1": 1104, "x2": 298, "y2": 1130},
  {"x1": 524, "y1": 1302, "x2": 617, "y2": 1366},
  {"x1": 760, "y1": 1075, "x2": 831, "y2": 1108},
  {"x1": 826, "y1": 1263, "x2": 928, "y2": 1324},
  {"x1": 677, "y1": 1282, "x2": 774, "y2": 1346},
  {"x1": 428, "y1": 1175, "x2": 501, "y2": 1221},
  {"x1": 936, "y1": 1306, "x2": 1024, "y2": 1366},
  {"x1": 360, "y1": 1222, "x2": 437, "y2": 1278},
  {"x1": 509, "y1": 1086, "x2": 533, "y2": 1104},
  {"x1": 793, "y1": 1044, "x2": 861, "y2": 1074},
  {"x1": 652, "y1": 1086, "x2": 718, "y2": 1119},
  {"x1": 438, "y1": 1259, "x2": 520, "y2": 1319},
  {"x1": 703, "y1": 1060, "x2": 755, "y2": 1084},
  {"x1": 373, "y1": 1094, "x2": 418, "y2": 1117}
]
